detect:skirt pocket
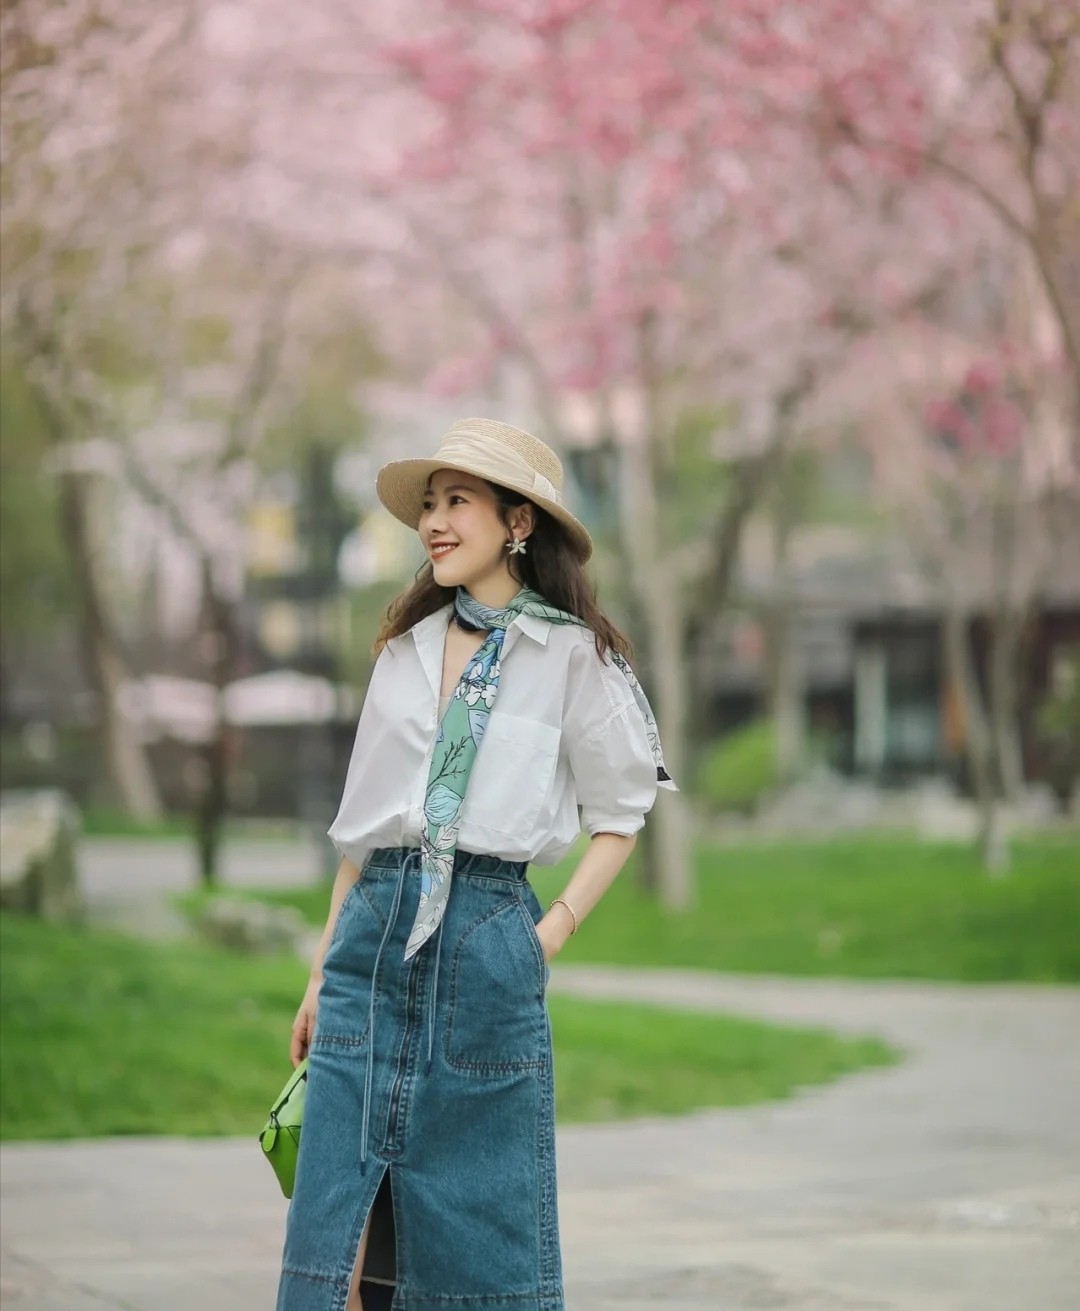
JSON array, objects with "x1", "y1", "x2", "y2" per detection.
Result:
[
  {"x1": 445, "y1": 899, "x2": 548, "y2": 1075},
  {"x1": 312, "y1": 877, "x2": 389, "y2": 1047},
  {"x1": 520, "y1": 881, "x2": 552, "y2": 991}
]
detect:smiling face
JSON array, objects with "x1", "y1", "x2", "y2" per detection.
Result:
[{"x1": 419, "y1": 468, "x2": 534, "y2": 602}]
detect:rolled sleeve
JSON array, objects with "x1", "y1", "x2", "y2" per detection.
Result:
[
  {"x1": 563, "y1": 639, "x2": 660, "y2": 837},
  {"x1": 569, "y1": 704, "x2": 659, "y2": 836}
]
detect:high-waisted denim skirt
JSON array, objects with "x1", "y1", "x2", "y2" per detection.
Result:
[{"x1": 275, "y1": 845, "x2": 564, "y2": 1311}]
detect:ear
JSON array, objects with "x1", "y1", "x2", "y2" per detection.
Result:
[{"x1": 508, "y1": 502, "x2": 537, "y2": 540}]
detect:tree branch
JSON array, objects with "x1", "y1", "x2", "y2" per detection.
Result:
[
  {"x1": 991, "y1": 0, "x2": 1041, "y2": 157},
  {"x1": 692, "y1": 364, "x2": 816, "y2": 615},
  {"x1": 842, "y1": 123, "x2": 1035, "y2": 245},
  {"x1": 400, "y1": 207, "x2": 564, "y2": 435},
  {"x1": 220, "y1": 264, "x2": 306, "y2": 467}
]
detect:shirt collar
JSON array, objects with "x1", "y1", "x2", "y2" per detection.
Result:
[
  {"x1": 407, "y1": 603, "x2": 453, "y2": 648},
  {"x1": 513, "y1": 611, "x2": 550, "y2": 645},
  {"x1": 404, "y1": 604, "x2": 452, "y2": 700},
  {"x1": 403, "y1": 602, "x2": 550, "y2": 699}
]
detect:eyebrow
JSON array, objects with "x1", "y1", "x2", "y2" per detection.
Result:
[{"x1": 423, "y1": 483, "x2": 478, "y2": 497}]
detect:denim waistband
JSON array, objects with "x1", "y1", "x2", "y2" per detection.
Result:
[{"x1": 365, "y1": 845, "x2": 528, "y2": 883}]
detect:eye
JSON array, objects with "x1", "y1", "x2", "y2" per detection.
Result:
[{"x1": 449, "y1": 494, "x2": 466, "y2": 504}]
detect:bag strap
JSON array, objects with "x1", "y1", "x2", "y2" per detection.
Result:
[{"x1": 270, "y1": 1058, "x2": 308, "y2": 1116}]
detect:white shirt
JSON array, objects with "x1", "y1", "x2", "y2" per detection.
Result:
[{"x1": 327, "y1": 603, "x2": 661, "y2": 872}]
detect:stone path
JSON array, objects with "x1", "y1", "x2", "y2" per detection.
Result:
[
  {"x1": 549, "y1": 968, "x2": 1080, "y2": 1310},
  {"x1": 3, "y1": 952, "x2": 1078, "y2": 1311},
  {"x1": 75, "y1": 834, "x2": 329, "y2": 941}
]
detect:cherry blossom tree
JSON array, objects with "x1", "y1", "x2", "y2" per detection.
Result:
[
  {"x1": 7, "y1": 0, "x2": 1071, "y2": 890},
  {"x1": 1, "y1": 2, "x2": 373, "y2": 873},
  {"x1": 805, "y1": 0, "x2": 1079, "y2": 423},
  {"x1": 780, "y1": 0, "x2": 1080, "y2": 869},
  {"x1": 317, "y1": 0, "x2": 989, "y2": 903},
  {"x1": 863, "y1": 298, "x2": 1074, "y2": 871},
  {"x1": 1, "y1": 0, "x2": 193, "y2": 819}
]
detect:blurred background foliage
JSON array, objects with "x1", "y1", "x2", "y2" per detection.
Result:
[
  {"x1": 1, "y1": 0, "x2": 1078, "y2": 1148},
  {"x1": 1, "y1": 0, "x2": 1077, "y2": 890}
]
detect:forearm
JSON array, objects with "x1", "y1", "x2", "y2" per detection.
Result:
[
  {"x1": 539, "y1": 831, "x2": 637, "y2": 955},
  {"x1": 308, "y1": 855, "x2": 361, "y2": 982}
]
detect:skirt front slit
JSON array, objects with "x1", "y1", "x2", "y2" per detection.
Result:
[{"x1": 275, "y1": 846, "x2": 564, "y2": 1311}]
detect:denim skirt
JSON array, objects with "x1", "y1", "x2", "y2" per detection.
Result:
[{"x1": 275, "y1": 845, "x2": 564, "y2": 1311}]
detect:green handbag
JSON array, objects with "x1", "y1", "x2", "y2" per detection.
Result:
[{"x1": 259, "y1": 1057, "x2": 308, "y2": 1198}]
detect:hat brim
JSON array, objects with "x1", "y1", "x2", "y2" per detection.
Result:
[{"x1": 376, "y1": 458, "x2": 593, "y2": 563}]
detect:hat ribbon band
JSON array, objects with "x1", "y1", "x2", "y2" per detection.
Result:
[{"x1": 434, "y1": 431, "x2": 562, "y2": 506}]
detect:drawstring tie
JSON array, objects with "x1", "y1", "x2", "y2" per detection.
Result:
[
  {"x1": 425, "y1": 926, "x2": 443, "y2": 1075},
  {"x1": 359, "y1": 851, "x2": 443, "y2": 1174}
]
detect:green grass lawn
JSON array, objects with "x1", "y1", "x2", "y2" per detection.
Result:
[
  {"x1": 0, "y1": 911, "x2": 895, "y2": 1141},
  {"x1": 182, "y1": 834, "x2": 1080, "y2": 983},
  {"x1": 537, "y1": 835, "x2": 1080, "y2": 983}
]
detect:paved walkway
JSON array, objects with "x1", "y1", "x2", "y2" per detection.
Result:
[{"x1": 4, "y1": 952, "x2": 1078, "y2": 1311}]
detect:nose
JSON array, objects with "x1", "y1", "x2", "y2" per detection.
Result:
[{"x1": 420, "y1": 503, "x2": 449, "y2": 541}]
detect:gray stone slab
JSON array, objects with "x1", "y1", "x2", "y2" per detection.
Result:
[{"x1": 77, "y1": 835, "x2": 325, "y2": 901}]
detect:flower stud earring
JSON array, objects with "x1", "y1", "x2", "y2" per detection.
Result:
[{"x1": 507, "y1": 536, "x2": 527, "y2": 556}]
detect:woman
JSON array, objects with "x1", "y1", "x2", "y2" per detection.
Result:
[{"x1": 275, "y1": 417, "x2": 675, "y2": 1311}]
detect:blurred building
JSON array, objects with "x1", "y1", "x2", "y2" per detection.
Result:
[{"x1": 695, "y1": 523, "x2": 1080, "y2": 800}]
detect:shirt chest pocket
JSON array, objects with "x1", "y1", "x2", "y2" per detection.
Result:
[{"x1": 460, "y1": 712, "x2": 562, "y2": 837}]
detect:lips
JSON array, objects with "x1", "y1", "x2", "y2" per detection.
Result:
[{"x1": 430, "y1": 543, "x2": 458, "y2": 560}]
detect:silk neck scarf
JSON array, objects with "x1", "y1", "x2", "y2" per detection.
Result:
[{"x1": 404, "y1": 585, "x2": 675, "y2": 959}]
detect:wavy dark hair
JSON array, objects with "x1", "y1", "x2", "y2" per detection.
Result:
[{"x1": 374, "y1": 481, "x2": 632, "y2": 660}]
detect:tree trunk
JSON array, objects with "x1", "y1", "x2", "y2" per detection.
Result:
[
  {"x1": 685, "y1": 377, "x2": 812, "y2": 789},
  {"x1": 984, "y1": 481, "x2": 1028, "y2": 806},
  {"x1": 988, "y1": 608, "x2": 1026, "y2": 804},
  {"x1": 194, "y1": 564, "x2": 241, "y2": 889},
  {"x1": 766, "y1": 601, "x2": 804, "y2": 786},
  {"x1": 941, "y1": 603, "x2": 1009, "y2": 875},
  {"x1": 1031, "y1": 208, "x2": 1080, "y2": 437},
  {"x1": 645, "y1": 567, "x2": 692, "y2": 910},
  {"x1": 616, "y1": 429, "x2": 692, "y2": 911},
  {"x1": 764, "y1": 462, "x2": 805, "y2": 785},
  {"x1": 196, "y1": 726, "x2": 228, "y2": 889},
  {"x1": 55, "y1": 469, "x2": 164, "y2": 820}
]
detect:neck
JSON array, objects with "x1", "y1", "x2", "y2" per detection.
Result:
[{"x1": 461, "y1": 572, "x2": 523, "y2": 610}]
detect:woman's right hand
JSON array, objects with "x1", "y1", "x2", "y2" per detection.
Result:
[{"x1": 290, "y1": 976, "x2": 323, "y2": 1067}]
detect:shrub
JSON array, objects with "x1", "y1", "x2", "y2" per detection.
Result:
[{"x1": 697, "y1": 720, "x2": 777, "y2": 814}]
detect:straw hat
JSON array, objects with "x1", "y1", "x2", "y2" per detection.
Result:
[{"x1": 376, "y1": 417, "x2": 593, "y2": 563}]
